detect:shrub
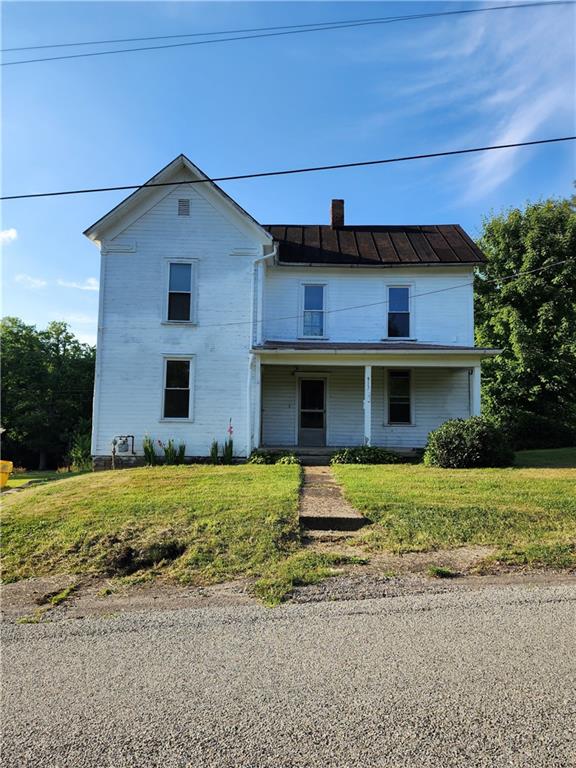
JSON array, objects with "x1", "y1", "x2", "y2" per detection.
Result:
[
  {"x1": 142, "y1": 435, "x2": 157, "y2": 466},
  {"x1": 222, "y1": 438, "x2": 234, "y2": 465},
  {"x1": 248, "y1": 450, "x2": 301, "y2": 465},
  {"x1": 209, "y1": 440, "x2": 219, "y2": 465},
  {"x1": 330, "y1": 446, "x2": 402, "y2": 465},
  {"x1": 423, "y1": 417, "x2": 514, "y2": 469},
  {"x1": 69, "y1": 429, "x2": 92, "y2": 471},
  {"x1": 275, "y1": 453, "x2": 301, "y2": 465},
  {"x1": 159, "y1": 439, "x2": 186, "y2": 466},
  {"x1": 495, "y1": 410, "x2": 576, "y2": 450}
]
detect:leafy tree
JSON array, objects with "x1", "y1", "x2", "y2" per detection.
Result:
[
  {"x1": 475, "y1": 197, "x2": 576, "y2": 446},
  {"x1": 1, "y1": 317, "x2": 95, "y2": 468}
]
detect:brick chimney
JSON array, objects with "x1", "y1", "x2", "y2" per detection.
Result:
[{"x1": 331, "y1": 199, "x2": 344, "y2": 228}]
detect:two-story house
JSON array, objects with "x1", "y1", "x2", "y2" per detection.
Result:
[{"x1": 85, "y1": 155, "x2": 498, "y2": 466}]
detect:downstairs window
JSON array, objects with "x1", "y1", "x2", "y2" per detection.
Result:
[
  {"x1": 163, "y1": 359, "x2": 192, "y2": 419},
  {"x1": 388, "y1": 370, "x2": 411, "y2": 424}
]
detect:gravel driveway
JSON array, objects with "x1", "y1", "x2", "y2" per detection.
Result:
[{"x1": 3, "y1": 584, "x2": 575, "y2": 767}]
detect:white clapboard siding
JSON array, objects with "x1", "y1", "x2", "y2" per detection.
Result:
[
  {"x1": 93, "y1": 184, "x2": 262, "y2": 457},
  {"x1": 261, "y1": 365, "x2": 470, "y2": 448},
  {"x1": 263, "y1": 266, "x2": 474, "y2": 345}
]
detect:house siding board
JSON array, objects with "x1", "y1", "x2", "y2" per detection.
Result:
[
  {"x1": 261, "y1": 365, "x2": 470, "y2": 449},
  {"x1": 93, "y1": 185, "x2": 260, "y2": 458},
  {"x1": 263, "y1": 266, "x2": 474, "y2": 345}
]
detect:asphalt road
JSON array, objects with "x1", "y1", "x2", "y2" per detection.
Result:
[{"x1": 3, "y1": 584, "x2": 575, "y2": 767}]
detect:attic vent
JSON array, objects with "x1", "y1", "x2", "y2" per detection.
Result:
[{"x1": 178, "y1": 199, "x2": 190, "y2": 217}]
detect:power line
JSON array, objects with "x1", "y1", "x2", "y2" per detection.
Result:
[
  {"x1": 3, "y1": 1, "x2": 572, "y2": 66},
  {"x1": 197, "y1": 257, "x2": 572, "y2": 330},
  {"x1": 2, "y1": 136, "x2": 574, "y2": 202},
  {"x1": 5, "y1": 2, "x2": 569, "y2": 53}
]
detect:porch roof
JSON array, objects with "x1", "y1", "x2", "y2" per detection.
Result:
[{"x1": 253, "y1": 340, "x2": 500, "y2": 356}]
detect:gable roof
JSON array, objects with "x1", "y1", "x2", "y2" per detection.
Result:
[
  {"x1": 84, "y1": 154, "x2": 273, "y2": 244},
  {"x1": 264, "y1": 224, "x2": 484, "y2": 266}
]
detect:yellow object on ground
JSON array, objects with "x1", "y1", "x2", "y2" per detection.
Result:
[{"x1": 0, "y1": 460, "x2": 14, "y2": 488}]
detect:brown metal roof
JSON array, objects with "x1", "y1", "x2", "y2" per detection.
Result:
[
  {"x1": 263, "y1": 224, "x2": 484, "y2": 266},
  {"x1": 256, "y1": 341, "x2": 499, "y2": 353}
]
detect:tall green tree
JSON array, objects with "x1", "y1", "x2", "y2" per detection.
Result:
[
  {"x1": 1, "y1": 318, "x2": 95, "y2": 468},
  {"x1": 475, "y1": 197, "x2": 576, "y2": 446}
]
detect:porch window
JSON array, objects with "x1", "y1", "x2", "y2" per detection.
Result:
[
  {"x1": 388, "y1": 286, "x2": 410, "y2": 338},
  {"x1": 302, "y1": 285, "x2": 325, "y2": 337},
  {"x1": 163, "y1": 359, "x2": 192, "y2": 418},
  {"x1": 167, "y1": 262, "x2": 193, "y2": 322},
  {"x1": 388, "y1": 370, "x2": 411, "y2": 424}
]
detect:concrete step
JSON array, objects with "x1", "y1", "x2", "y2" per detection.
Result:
[
  {"x1": 300, "y1": 515, "x2": 369, "y2": 531},
  {"x1": 299, "y1": 455, "x2": 332, "y2": 466}
]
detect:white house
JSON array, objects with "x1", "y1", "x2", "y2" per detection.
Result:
[{"x1": 85, "y1": 154, "x2": 498, "y2": 467}]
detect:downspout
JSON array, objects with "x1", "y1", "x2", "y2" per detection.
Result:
[{"x1": 246, "y1": 242, "x2": 277, "y2": 456}]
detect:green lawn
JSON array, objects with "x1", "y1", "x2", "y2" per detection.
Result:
[
  {"x1": 515, "y1": 447, "x2": 576, "y2": 468},
  {"x1": 3, "y1": 470, "x2": 87, "y2": 491},
  {"x1": 333, "y1": 463, "x2": 576, "y2": 569},
  {"x1": 1, "y1": 465, "x2": 355, "y2": 604}
]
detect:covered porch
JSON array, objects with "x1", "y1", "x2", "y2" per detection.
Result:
[{"x1": 247, "y1": 343, "x2": 498, "y2": 454}]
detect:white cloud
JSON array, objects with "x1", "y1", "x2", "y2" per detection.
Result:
[
  {"x1": 57, "y1": 277, "x2": 99, "y2": 292},
  {"x1": 353, "y1": 4, "x2": 575, "y2": 200},
  {"x1": 14, "y1": 273, "x2": 47, "y2": 289},
  {"x1": 1, "y1": 228, "x2": 18, "y2": 244},
  {"x1": 62, "y1": 312, "x2": 97, "y2": 325},
  {"x1": 75, "y1": 333, "x2": 97, "y2": 346}
]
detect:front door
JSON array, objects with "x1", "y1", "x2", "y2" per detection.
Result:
[{"x1": 299, "y1": 379, "x2": 326, "y2": 447}]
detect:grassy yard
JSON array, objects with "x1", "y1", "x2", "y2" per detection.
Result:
[
  {"x1": 3, "y1": 470, "x2": 87, "y2": 491},
  {"x1": 1, "y1": 465, "x2": 351, "y2": 604},
  {"x1": 333, "y1": 463, "x2": 576, "y2": 569}
]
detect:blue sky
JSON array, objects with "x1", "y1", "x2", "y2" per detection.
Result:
[{"x1": 2, "y1": 1, "x2": 575, "y2": 345}]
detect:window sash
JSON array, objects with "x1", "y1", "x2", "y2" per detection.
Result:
[
  {"x1": 167, "y1": 263, "x2": 193, "y2": 321},
  {"x1": 387, "y1": 287, "x2": 410, "y2": 337},
  {"x1": 164, "y1": 359, "x2": 191, "y2": 419},
  {"x1": 302, "y1": 285, "x2": 325, "y2": 336},
  {"x1": 388, "y1": 370, "x2": 411, "y2": 424}
]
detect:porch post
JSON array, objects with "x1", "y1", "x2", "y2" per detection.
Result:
[
  {"x1": 471, "y1": 365, "x2": 481, "y2": 416},
  {"x1": 364, "y1": 365, "x2": 372, "y2": 446}
]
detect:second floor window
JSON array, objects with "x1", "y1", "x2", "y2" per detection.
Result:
[
  {"x1": 388, "y1": 286, "x2": 410, "y2": 338},
  {"x1": 168, "y1": 262, "x2": 193, "y2": 321},
  {"x1": 302, "y1": 285, "x2": 325, "y2": 337}
]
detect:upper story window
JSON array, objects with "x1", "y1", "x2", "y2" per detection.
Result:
[
  {"x1": 163, "y1": 358, "x2": 192, "y2": 419},
  {"x1": 167, "y1": 262, "x2": 193, "y2": 322},
  {"x1": 178, "y1": 199, "x2": 190, "y2": 216},
  {"x1": 388, "y1": 370, "x2": 411, "y2": 424},
  {"x1": 388, "y1": 286, "x2": 410, "y2": 338},
  {"x1": 302, "y1": 284, "x2": 325, "y2": 337}
]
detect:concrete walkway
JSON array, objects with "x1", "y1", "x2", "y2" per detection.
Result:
[{"x1": 299, "y1": 466, "x2": 368, "y2": 530}]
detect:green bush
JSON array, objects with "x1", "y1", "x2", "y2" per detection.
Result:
[
  {"x1": 209, "y1": 440, "x2": 219, "y2": 465},
  {"x1": 275, "y1": 453, "x2": 301, "y2": 465},
  {"x1": 424, "y1": 417, "x2": 514, "y2": 468},
  {"x1": 142, "y1": 435, "x2": 157, "y2": 466},
  {"x1": 69, "y1": 429, "x2": 92, "y2": 471},
  {"x1": 496, "y1": 410, "x2": 576, "y2": 450},
  {"x1": 159, "y1": 439, "x2": 186, "y2": 466},
  {"x1": 248, "y1": 450, "x2": 301, "y2": 465},
  {"x1": 330, "y1": 446, "x2": 402, "y2": 465}
]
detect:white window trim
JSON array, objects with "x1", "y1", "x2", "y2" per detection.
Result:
[
  {"x1": 160, "y1": 355, "x2": 195, "y2": 422},
  {"x1": 384, "y1": 368, "x2": 415, "y2": 427},
  {"x1": 383, "y1": 283, "x2": 416, "y2": 341},
  {"x1": 162, "y1": 258, "x2": 199, "y2": 325},
  {"x1": 299, "y1": 282, "x2": 328, "y2": 339}
]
